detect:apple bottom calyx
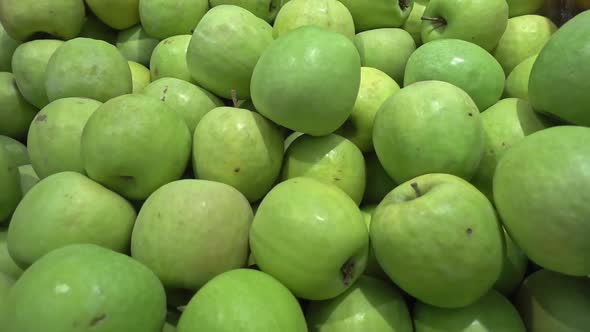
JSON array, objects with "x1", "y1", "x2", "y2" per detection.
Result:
[
  {"x1": 341, "y1": 259, "x2": 356, "y2": 286},
  {"x1": 399, "y1": 0, "x2": 410, "y2": 10},
  {"x1": 421, "y1": 16, "x2": 448, "y2": 29}
]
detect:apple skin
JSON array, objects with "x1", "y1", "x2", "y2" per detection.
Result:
[
  {"x1": 0, "y1": 136, "x2": 29, "y2": 167},
  {"x1": 0, "y1": 0, "x2": 85, "y2": 41},
  {"x1": 11, "y1": 39, "x2": 64, "y2": 109},
  {"x1": 116, "y1": 25, "x2": 160, "y2": 66},
  {"x1": 209, "y1": 0, "x2": 288, "y2": 22},
  {"x1": 128, "y1": 61, "x2": 151, "y2": 93},
  {"x1": 528, "y1": 10, "x2": 590, "y2": 126},
  {"x1": 492, "y1": 15, "x2": 556, "y2": 75},
  {"x1": 0, "y1": 231, "x2": 23, "y2": 280},
  {"x1": 187, "y1": 5, "x2": 274, "y2": 99},
  {"x1": 338, "y1": 0, "x2": 414, "y2": 32},
  {"x1": 363, "y1": 153, "x2": 396, "y2": 205},
  {"x1": 45, "y1": 38, "x2": 133, "y2": 103},
  {"x1": 2, "y1": 244, "x2": 167, "y2": 332},
  {"x1": 421, "y1": 0, "x2": 509, "y2": 52},
  {"x1": 373, "y1": 80, "x2": 484, "y2": 184},
  {"x1": 414, "y1": 290, "x2": 526, "y2": 332},
  {"x1": 0, "y1": 72, "x2": 38, "y2": 140},
  {"x1": 506, "y1": 0, "x2": 544, "y2": 17},
  {"x1": 86, "y1": 0, "x2": 140, "y2": 30},
  {"x1": 0, "y1": 146, "x2": 21, "y2": 224},
  {"x1": 494, "y1": 228, "x2": 528, "y2": 296},
  {"x1": 27, "y1": 98, "x2": 102, "y2": 179},
  {"x1": 78, "y1": 15, "x2": 118, "y2": 44},
  {"x1": 251, "y1": 26, "x2": 361, "y2": 136},
  {"x1": 139, "y1": 0, "x2": 209, "y2": 40},
  {"x1": 273, "y1": 0, "x2": 355, "y2": 40},
  {"x1": 402, "y1": 1, "x2": 426, "y2": 45},
  {"x1": 150, "y1": 35, "x2": 193, "y2": 83},
  {"x1": 81, "y1": 94, "x2": 192, "y2": 201},
  {"x1": 370, "y1": 173, "x2": 504, "y2": 308},
  {"x1": 493, "y1": 126, "x2": 590, "y2": 276},
  {"x1": 360, "y1": 206, "x2": 388, "y2": 280},
  {"x1": 17, "y1": 164, "x2": 40, "y2": 195},
  {"x1": 0, "y1": 23, "x2": 20, "y2": 71},
  {"x1": 250, "y1": 177, "x2": 369, "y2": 300},
  {"x1": 176, "y1": 269, "x2": 307, "y2": 332},
  {"x1": 504, "y1": 55, "x2": 537, "y2": 100},
  {"x1": 404, "y1": 39, "x2": 505, "y2": 111}
]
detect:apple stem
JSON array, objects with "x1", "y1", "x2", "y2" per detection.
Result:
[
  {"x1": 231, "y1": 89, "x2": 239, "y2": 108},
  {"x1": 421, "y1": 16, "x2": 447, "y2": 26},
  {"x1": 411, "y1": 182, "x2": 422, "y2": 198}
]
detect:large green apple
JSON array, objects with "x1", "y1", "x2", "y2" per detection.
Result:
[
  {"x1": 492, "y1": 15, "x2": 556, "y2": 75},
  {"x1": 493, "y1": 126, "x2": 590, "y2": 276},
  {"x1": 354, "y1": 28, "x2": 415, "y2": 84},
  {"x1": 86, "y1": 0, "x2": 140, "y2": 30},
  {"x1": 176, "y1": 269, "x2": 307, "y2": 332},
  {"x1": 0, "y1": 136, "x2": 29, "y2": 167},
  {"x1": 209, "y1": 0, "x2": 288, "y2": 22},
  {"x1": 193, "y1": 107, "x2": 284, "y2": 202},
  {"x1": 0, "y1": 147, "x2": 21, "y2": 224},
  {"x1": 139, "y1": 0, "x2": 209, "y2": 40},
  {"x1": 6, "y1": 171, "x2": 136, "y2": 268},
  {"x1": 81, "y1": 94, "x2": 191, "y2": 200},
  {"x1": 373, "y1": 81, "x2": 484, "y2": 184},
  {"x1": 404, "y1": 39, "x2": 505, "y2": 111},
  {"x1": 143, "y1": 78, "x2": 223, "y2": 136},
  {"x1": 528, "y1": 10, "x2": 590, "y2": 126},
  {"x1": 78, "y1": 15, "x2": 118, "y2": 44},
  {"x1": 363, "y1": 153, "x2": 396, "y2": 205},
  {"x1": 421, "y1": 0, "x2": 509, "y2": 51},
  {"x1": 506, "y1": 0, "x2": 544, "y2": 17},
  {"x1": 0, "y1": 23, "x2": 20, "y2": 71},
  {"x1": 131, "y1": 179, "x2": 253, "y2": 290},
  {"x1": 17, "y1": 164, "x2": 39, "y2": 195},
  {"x1": 251, "y1": 26, "x2": 361, "y2": 136},
  {"x1": 401, "y1": 1, "x2": 426, "y2": 45},
  {"x1": 371, "y1": 173, "x2": 504, "y2": 308},
  {"x1": 2, "y1": 244, "x2": 166, "y2": 332},
  {"x1": 150, "y1": 35, "x2": 193, "y2": 83},
  {"x1": 0, "y1": 72, "x2": 38, "y2": 140},
  {"x1": 0, "y1": 0, "x2": 85, "y2": 41},
  {"x1": 0, "y1": 231, "x2": 22, "y2": 280},
  {"x1": 338, "y1": 0, "x2": 414, "y2": 32},
  {"x1": 494, "y1": 228, "x2": 528, "y2": 296},
  {"x1": 504, "y1": 55, "x2": 537, "y2": 100},
  {"x1": 116, "y1": 25, "x2": 160, "y2": 66},
  {"x1": 273, "y1": 0, "x2": 355, "y2": 40},
  {"x1": 128, "y1": 61, "x2": 151, "y2": 93},
  {"x1": 250, "y1": 177, "x2": 369, "y2": 300},
  {"x1": 45, "y1": 38, "x2": 132, "y2": 103},
  {"x1": 27, "y1": 98, "x2": 102, "y2": 179},
  {"x1": 281, "y1": 134, "x2": 366, "y2": 205},
  {"x1": 414, "y1": 290, "x2": 526, "y2": 332},
  {"x1": 470, "y1": 98, "x2": 549, "y2": 202}
]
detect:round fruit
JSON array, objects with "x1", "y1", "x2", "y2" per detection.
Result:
[{"x1": 0, "y1": 72, "x2": 38, "y2": 140}]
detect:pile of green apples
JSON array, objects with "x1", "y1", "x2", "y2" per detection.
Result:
[{"x1": 1, "y1": 0, "x2": 590, "y2": 331}]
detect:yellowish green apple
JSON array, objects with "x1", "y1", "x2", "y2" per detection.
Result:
[
  {"x1": 150, "y1": 35, "x2": 193, "y2": 83},
  {"x1": 139, "y1": 0, "x2": 209, "y2": 40}
]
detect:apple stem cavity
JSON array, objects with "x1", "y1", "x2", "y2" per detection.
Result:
[
  {"x1": 341, "y1": 259, "x2": 356, "y2": 286},
  {"x1": 399, "y1": 0, "x2": 410, "y2": 10},
  {"x1": 411, "y1": 182, "x2": 422, "y2": 198},
  {"x1": 421, "y1": 16, "x2": 447, "y2": 28}
]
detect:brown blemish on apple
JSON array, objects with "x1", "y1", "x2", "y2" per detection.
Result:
[
  {"x1": 411, "y1": 182, "x2": 422, "y2": 197},
  {"x1": 234, "y1": 167, "x2": 241, "y2": 173},
  {"x1": 35, "y1": 114, "x2": 47, "y2": 122},
  {"x1": 466, "y1": 228, "x2": 473, "y2": 235},
  {"x1": 89, "y1": 313, "x2": 106, "y2": 326},
  {"x1": 341, "y1": 259, "x2": 356, "y2": 286},
  {"x1": 161, "y1": 86, "x2": 169, "y2": 102}
]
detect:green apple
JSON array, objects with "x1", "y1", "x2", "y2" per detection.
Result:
[
  {"x1": 363, "y1": 153, "x2": 396, "y2": 205},
  {"x1": 45, "y1": 38, "x2": 132, "y2": 103},
  {"x1": 371, "y1": 173, "x2": 504, "y2": 308},
  {"x1": 128, "y1": 61, "x2": 151, "y2": 93},
  {"x1": 78, "y1": 15, "x2": 118, "y2": 44},
  {"x1": 2, "y1": 244, "x2": 166, "y2": 332},
  {"x1": 177, "y1": 269, "x2": 307, "y2": 332},
  {"x1": 360, "y1": 206, "x2": 387, "y2": 279},
  {"x1": 0, "y1": 231, "x2": 22, "y2": 280},
  {"x1": 251, "y1": 26, "x2": 361, "y2": 136},
  {"x1": 493, "y1": 126, "x2": 590, "y2": 276},
  {"x1": 281, "y1": 134, "x2": 366, "y2": 205},
  {"x1": 336, "y1": 67, "x2": 400, "y2": 152},
  {"x1": 81, "y1": 94, "x2": 191, "y2": 200},
  {"x1": 187, "y1": 5, "x2": 274, "y2": 99},
  {"x1": 0, "y1": 147, "x2": 21, "y2": 224},
  {"x1": 470, "y1": 98, "x2": 549, "y2": 202},
  {"x1": 494, "y1": 228, "x2": 528, "y2": 296},
  {"x1": 86, "y1": 0, "x2": 140, "y2": 30},
  {"x1": 514, "y1": 269, "x2": 590, "y2": 332},
  {"x1": 131, "y1": 179, "x2": 253, "y2": 290},
  {"x1": 354, "y1": 28, "x2": 415, "y2": 84},
  {"x1": 338, "y1": 0, "x2": 414, "y2": 32},
  {"x1": 192, "y1": 107, "x2": 284, "y2": 202},
  {"x1": 273, "y1": 0, "x2": 355, "y2": 40},
  {"x1": 250, "y1": 177, "x2": 369, "y2": 300},
  {"x1": 506, "y1": 0, "x2": 544, "y2": 17},
  {"x1": 492, "y1": 15, "x2": 556, "y2": 75},
  {"x1": 17, "y1": 164, "x2": 39, "y2": 195},
  {"x1": 27, "y1": 98, "x2": 102, "y2": 179},
  {"x1": 139, "y1": 0, "x2": 209, "y2": 40},
  {"x1": 0, "y1": 72, "x2": 38, "y2": 140},
  {"x1": 373, "y1": 80, "x2": 484, "y2": 184},
  {"x1": 414, "y1": 290, "x2": 526, "y2": 332},
  {"x1": 504, "y1": 55, "x2": 537, "y2": 100},
  {"x1": 404, "y1": 39, "x2": 505, "y2": 111},
  {"x1": 306, "y1": 276, "x2": 412, "y2": 332},
  {"x1": 402, "y1": 1, "x2": 426, "y2": 45},
  {"x1": 150, "y1": 35, "x2": 193, "y2": 83},
  {"x1": 11, "y1": 40, "x2": 63, "y2": 109},
  {"x1": 0, "y1": 23, "x2": 20, "y2": 71},
  {"x1": 0, "y1": 136, "x2": 29, "y2": 167},
  {"x1": 421, "y1": 0, "x2": 509, "y2": 51},
  {"x1": 116, "y1": 25, "x2": 160, "y2": 66},
  {"x1": 209, "y1": 0, "x2": 288, "y2": 22},
  {"x1": 0, "y1": 0, "x2": 85, "y2": 41},
  {"x1": 6, "y1": 171, "x2": 136, "y2": 268},
  {"x1": 528, "y1": 10, "x2": 590, "y2": 126},
  {"x1": 143, "y1": 77, "x2": 223, "y2": 135}
]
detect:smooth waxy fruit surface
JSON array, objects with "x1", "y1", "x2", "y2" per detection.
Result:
[
  {"x1": 0, "y1": 146, "x2": 21, "y2": 224},
  {"x1": 338, "y1": 0, "x2": 415, "y2": 32},
  {"x1": 0, "y1": 72, "x2": 38, "y2": 140},
  {"x1": 150, "y1": 35, "x2": 193, "y2": 83},
  {"x1": 139, "y1": 0, "x2": 209, "y2": 40}
]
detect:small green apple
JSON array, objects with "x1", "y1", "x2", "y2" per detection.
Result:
[
  {"x1": 11, "y1": 40, "x2": 64, "y2": 109},
  {"x1": 187, "y1": 5, "x2": 274, "y2": 99},
  {"x1": 176, "y1": 269, "x2": 308, "y2": 332},
  {"x1": 273, "y1": 0, "x2": 355, "y2": 40},
  {"x1": 78, "y1": 15, "x2": 118, "y2": 44},
  {"x1": 251, "y1": 26, "x2": 361, "y2": 136},
  {"x1": 371, "y1": 173, "x2": 503, "y2": 308},
  {"x1": 0, "y1": 147, "x2": 21, "y2": 224},
  {"x1": 337, "y1": 67, "x2": 400, "y2": 152},
  {"x1": 281, "y1": 134, "x2": 366, "y2": 205},
  {"x1": 192, "y1": 107, "x2": 284, "y2": 202},
  {"x1": 404, "y1": 39, "x2": 505, "y2": 111},
  {"x1": 45, "y1": 38, "x2": 132, "y2": 103},
  {"x1": 421, "y1": 0, "x2": 509, "y2": 51},
  {"x1": 17, "y1": 164, "x2": 39, "y2": 195},
  {"x1": 360, "y1": 206, "x2": 388, "y2": 280},
  {"x1": 116, "y1": 25, "x2": 160, "y2": 66},
  {"x1": 362, "y1": 153, "x2": 396, "y2": 205},
  {"x1": 86, "y1": 0, "x2": 140, "y2": 30},
  {"x1": 402, "y1": 1, "x2": 426, "y2": 45},
  {"x1": 150, "y1": 35, "x2": 193, "y2": 83},
  {"x1": 0, "y1": 72, "x2": 38, "y2": 140},
  {"x1": 504, "y1": 55, "x2": 537, "y2": 100},
  {"x1": 0, "y1": 23, "x2": 20, "y2": 71},
  {"x1": 494, "y1": 228, "x2": 528, "y2": 296},
  {"x1": 3, "y1": 244, "x2": 166, "y2": 332},
  {"x1": 0, "y1": 136, "x2": 29, "y2": 167},
  {"x1": 354, "y1": 28, "x2": 415, "y2": 84},
  {"x1": 373, "y1": 80, "x2": 484, "y2": 184},
  {"x1": 506, "y1": 0, "x2": 544, "y2": 17},
  {"x1": 209, "y1": 0, "x2": 288, "y2": 22},
  {"x1": 0, "y1": 231, "x2": 22, "y2": 280},
  {"x1": 128, "y1": 61, "x2": 151, "y2": 93},
  {"x1": 139, "y1": 0, "x2": 209, "y2": 40},
  {"x1": 494, "y1": 126, "x2": 590, "y2": 276},
  {"x1": 250, "y1": 177, "x2": 369, "y2": 300},
  {"x1": 27, "y1": 98, "x2": 102, "y2": 179},
  {"x1": 338, "y1": 0, "x2": 414, "y2": 32}
]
